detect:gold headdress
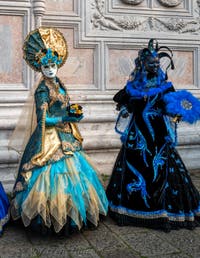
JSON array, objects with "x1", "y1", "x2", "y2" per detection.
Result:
[{"x1": 23, "y1": 27, "x2": 68, "y2": 71}]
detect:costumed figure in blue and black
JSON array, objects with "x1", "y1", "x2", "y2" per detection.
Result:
[
  {"x1": 0, "y1": 182, "x2": 9, "y2": 236},
  {"x1": 106, "y1": 39, "x2": 200, "y2": 231},
  {"x1": 9, "y1": 27, "x2": 108, "y2": 236}
]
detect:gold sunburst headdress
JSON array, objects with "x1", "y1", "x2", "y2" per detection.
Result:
[{"x1": 23, "y1": 27, "x2": 68, "y2": 71}]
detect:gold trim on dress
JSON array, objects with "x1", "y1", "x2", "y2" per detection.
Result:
[
  {"x1": 21, "y1": 171, "x2": 32, "y2": 182},
  {"x1": 56, "y1": 123, "x2": 72, "y2": 133},
  {"x1": 49, "y1": 148, "x2": 66, "y2": 162},
  {"x1": 44, "y1": 77, "x2": 70, "y2": 108},
  {"x1": 32, "y1": 127, "x2": 61, "y2": 167},
  {"x1": 62, "y1": 140, "x2": 81, "y2": 152},
  {"x1": 31, "y1": 104, "x2": 61, "y2": 167},
  {"x1": 31, "y1": 103, "x2": 47, "y2": 165},
  {"x1": 70, "y1": 123, "x2": 83, "y2": 143}
]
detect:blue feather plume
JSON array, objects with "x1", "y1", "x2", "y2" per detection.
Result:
[{"x1": 164, "y1": 90, "x2": 200, "y2": 124}]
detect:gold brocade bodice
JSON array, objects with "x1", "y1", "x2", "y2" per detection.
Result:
[{"x1": 44, "y1": 77, "x2": 70, "y2": 108}]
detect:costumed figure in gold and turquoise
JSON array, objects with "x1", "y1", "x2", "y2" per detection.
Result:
[{"x1": 10, "y1": 27, "x2": 108, "y2": 235}]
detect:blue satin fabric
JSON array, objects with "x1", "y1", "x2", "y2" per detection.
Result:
[{"x1": 0, "y1": 182, "x2": 9, "y2": 234}]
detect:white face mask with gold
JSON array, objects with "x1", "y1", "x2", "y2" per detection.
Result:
[{"x1": 41, "y1": 63, "x2": 58, "y2": 78}]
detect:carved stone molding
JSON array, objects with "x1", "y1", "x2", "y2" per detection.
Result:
[
  {"x1": 157, "y1": 0, "x2": 183, "y2": 7},
  {"x1": 33, "y1": 0, "x2": 46, "y2": 27},
  {"x1": 91, "y1": 0, "x2": 200, "y2": 34},
  {"x1": 33, "y1": 0, "x2": 46, "y2": 15},
  {"x1": 121, "y1": 0, "x2": 144, "y2": 5},
  {"x1": 153, "y1": 17, "x2": 199, "y2": 33},
  {"x1": 121, "y1": 0, "x2": 182, "y2": 7},
  {"x1": 91, "y1": 0, "x2": 143, "y2": 31}
]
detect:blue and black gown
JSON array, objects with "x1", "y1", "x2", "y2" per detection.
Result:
[
  {"x1": 0, "y1": 182, "x2": 9, "y2": 235},
  {"x1": 11, "y1": 77, "x2": 108, "y2": 234},
  {"x1": 106, "y1": 70, "x2": 200, "y2": 230}
]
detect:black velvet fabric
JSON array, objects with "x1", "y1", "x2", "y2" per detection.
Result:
[{"x1": 107, "y1": 87, "x2": 200, "y2": 231}]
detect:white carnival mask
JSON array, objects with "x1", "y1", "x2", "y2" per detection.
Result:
[{"x1": 41, "y1": 63, "x2": 58, "y2": 78}]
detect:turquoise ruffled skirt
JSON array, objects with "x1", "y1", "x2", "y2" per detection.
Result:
[
  {"x1": 0, "y1": 182, "x2": 9, "y2": 235},
  {"x1": 11, "y1": 151, "x2": 108, "y2": 233}
]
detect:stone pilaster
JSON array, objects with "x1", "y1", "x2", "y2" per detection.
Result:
[{"x1": 33, "y1": 0, "x2": 46, "y2": 27}]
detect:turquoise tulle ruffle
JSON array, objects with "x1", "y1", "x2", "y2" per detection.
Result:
[{"x1": 12, "y1": 151, "x2": 108, "y2": 232}]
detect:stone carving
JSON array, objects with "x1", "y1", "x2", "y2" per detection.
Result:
[
  {"x1": 154, "y1": 17, "x2": 199, "y2": 33},
  {"x1": 33, "y1": 0, "x2": 46, "y2": 15},
  {"x1": 33, "y1": 0, "x2": 46, "y2": 27},
  {"x1": 91, "y1": 0, "x2": 200, "y2": 34},
  {"x1": 157, "y1": 0, "x2": 183, "y2": 7},
  {"x1": 120, "y1": 0, "x2": 182, "y2": 7},
  {"x1": 91, "y1": 0, "x2": 145, "y2": 30},
  {"x1": 121, "y1": 0, "x2": 144, "y2": 5}
]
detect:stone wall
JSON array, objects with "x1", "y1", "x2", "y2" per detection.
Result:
[{"x1": 0, "y1": 0, "x2": 200, "y2": 191}]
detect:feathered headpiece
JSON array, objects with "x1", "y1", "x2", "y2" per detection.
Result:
[
  {"x1": 23, "y1": 27, "x2": 68, "y2": 72},
  {"x1": 135, "y1": 38, "x2": 175, "y2": 79}
]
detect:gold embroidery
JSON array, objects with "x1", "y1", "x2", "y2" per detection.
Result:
[
  {"x1": 44, "y1": 77, "x2": 69, "y2": 108},
  {"x1": 41, "y1": 102, "x2": 48, "y2": 110},
  {"x1": 22, "y1": 134, "x2": 80, "y2": 171},
  {"x1": 49, "y1": 148, "x2": 66, "y2": 162},
  {"x1": 22, "y1": 162, "x2": 34, "y2": 171},
  {"x1": 21, "y1": 171, "x2": 32, "y2": 182},
  {"x1": 62, "y1": 142, "x2": 75, "y2": 151},
  {"x1": 56, "y1": 122, "x2": 72, "y2": 133},
  {"x1": 62, "y1": 140, "x2": 81, "y2": 151},
  {"x1": 64, "y1": 151, "x2": 74, "y2": 155}
]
